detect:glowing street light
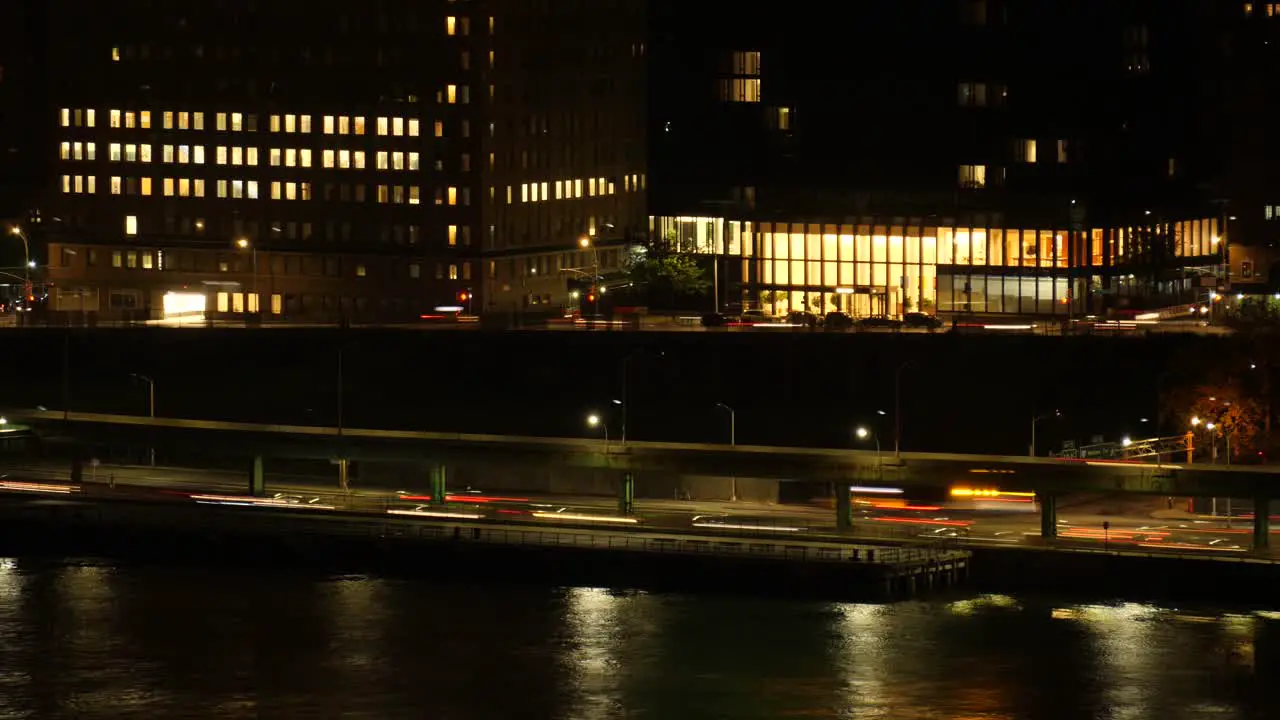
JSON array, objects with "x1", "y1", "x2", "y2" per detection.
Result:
[{"x1": 587, "y1": 412, "x2": 609, "y2": 453}]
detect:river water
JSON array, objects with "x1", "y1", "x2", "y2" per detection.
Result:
[{"x1": 0, "y1": 557, "x2": 1273, "y2": 719}]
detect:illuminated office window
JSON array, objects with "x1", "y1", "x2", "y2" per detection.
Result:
[
  {"x1": 163, "y1": 178, "x2": 174, "y2": 196},
  {"x1": 231, "y1": 180, "x2": 244, "y2": 198},
  {"x1": 231, "y1": 112, "x2": 243, "y2": 131},
  {"x1": 194, "y1": 146, "x2": 205, "y2": 164},
  {"x1": 60, "y1": 108, "x2": 70, "y2": 127},
  {"x1": 140, "y1": 111, "x2": 151, "y2": 129},
  {"x1": 377, "y1": 185, "x2": 389, "y2": 203},
  {"x1": 247, "y1": 181, "x2": 259, "y2": 199},
  {"x1": 377, "y1": 152, "x2": 388, "y2": 170},
  {"x1": 408, "y1": 186, "x2": 420, "y2": 205},
  {"x1": 448, "y1": 187, "x2": 458, "y2": 206},
  {"x1": 110, "y1": 110, "x2": 122, "y2": 128},
  {"x1": 446, "y1": 85, "x2": 457, "y2": 104},
  {"x1": 86, "y1": 109, "x2": 96, "y2": 127},
  {"x1": 216, "y1": 146, "x2": 228, "y2": 165},
  {"x1": 86, "y1": 176, "x2": 95, "y2": 194},
  {"x1": 163, "y1": 111, "x2": 174, "y2": 129},
  {"x1": 392, "y1": 152, "x2": 404, "y2": 170},
  {"x1": 141, "y1": 177, "x2": 152, "y2": 196},
  {"x1": 323, "y1": 150, "x2": 335, "y2": 168},
  {"x1": 59, "y1": 142, "x2": 70, "y2": 160},
  {"x1": 271, "y1": 181, "x2": 282, "y2": 200},
  {"x1": 392, "y1": 186, "x2": 404, "y2": 204},
  {"x1": 231, "y1": 147, "x2": 243, "y2": 165},
  {"x1": 193, "y1": 112, "x2": 204, "y2": 130},
  {"x1": 408, "y1": 119, "x2": 420, "y2": 137},
  {"x1": 393, "y1": 118, "x2": 404, "y2": 136},
  {"x1": 179, "y1": 178, "x2": 190, "y2": 197},
  {"x1": 377, "y1": 117, "x2": 389, "y2": 136},
  {"x1": 354, "y1": 117, "x2": 366, "y2": 135},
  {"x1": 446, "y1": 16, "x2": 457, "y2": 35},
  {"x1": 87, "y1": 142, "x2": 97, "y2": 161},
  {"x1": 110, "y1": 176, "x2": 122, "y2": 195},
  {"x1": 434, "y1": 121, "x2": 444, "y2": 137},
  {"x1": 216, "y1": 179, "x2": 227, "y2": 197},
  {"x1": 109, "y1": 143, "x2": 122, "y2": 162},
  {"x1": 323, "y1": 115, "x2": 335, "y2": 134},
  {"x1": 124, "y1": 111, "x2": 136, "y2": 129},
  {"x1": 339, "y1": 150, "x2": 351, "y2": 169},
  {"x1": 448, "y1": 225, "x2": 458, "y2": 246},
  {"x1": 300, "y1": 149, "x2": 312, "y2": 167},
  {"x1": 354, "y1": 151, "x2": 366, "y2": 169},
  {"x1": 959, "y1": 164, "x2": 987, "y2": 188},
  {"x1": 178, "y1": 111, "x2": 189, "y2": 130},
  {"x1": 125, "y1": 215, "x2": 138, "y2": 236},
  {"x1": 285, "y1": 114, "x2": 296, "y2": 133},
  {"x1": 338, "y1": 116, "x2": 350, "y2": 135},
  {"x1": 178, "y1": 145, "x2": 190, "y2": 164},
  {"x1": 409, "y1": 152, "x2": 420, "y2": 171},
  {"x1": 270, "y1": 115, "x2": 281, "y2": 133},
  {"x1": 217, "y1": 112, "x2": 227, "y2": 131},
  {"x1": 125, "y1": 144, "x2": 137, "y2": 162},
  {"x1": 300, "y1": 115, "x2": 311, "y2": 133},
  {"x1": 194, "y1": 179, "x2": 205, "y2": 197},
  {"x1": 247, "y1": 147, "x2": 258, "y2": 166},
  {"x1": 139, "y1": 144, "x2": 150, "y2": 162},
  {"x1": 163, "y1": 145, "x2": 174, "y2": 163},
  {"x1": 521, "y1": 183, "x2": 528, "y2": 203}
]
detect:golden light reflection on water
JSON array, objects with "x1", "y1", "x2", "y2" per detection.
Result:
[{"x1": 564, "y1": 586, "x2": 627, "y2": 718}]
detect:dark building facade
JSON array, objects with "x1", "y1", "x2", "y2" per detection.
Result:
[
  {"x1": 0, "y1": 0, "x2": 45, "y2": 220},
  {"x1": 40, "y1": 0, "x2": 646, "y2": 320},
  {"x1": 649, "y1": 0, "x2": 1240, "y2": 318}
]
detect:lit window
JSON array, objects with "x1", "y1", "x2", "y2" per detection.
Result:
[
  {"x1": 409, "y1": 152, "x2": 420, "y2": 171},
  {"x1": 141, "y1": 177, "x2": 152, "y2": 196},
  {"x1": 285, "y1": 114, "x2": 296, "y2": 133},
  {"x1": 958, "y1": 164, "x2": 987, "y2": 188},
  {"x1": 140, "y1": 144, "x2": 150, "y2": 162},
  {"x1": 231, "y1": 147, "x2": 243, "y2": 165},
  {"x1": 163, "y1": 145, "x2": 174, "y2": 163},
  {"x1": 232, "y1": 180, "x2": 244, "y2": 198},
  {"x1": 61, "y1": 175, "x2": 70, "y2": 193},
  {"x1": 356, "y1": 264, "x2": 367, "y2": 277},
  {"x1": 231, "y1": 113, "x2": 243, "y2": 131},
  {"x1": 163, "y1": 111, "x2": 174, "y2": 129},
  {"x1": 377, "y1": 185, "x2": 389, "y2": 203},
  {"x1": 448, "y1": 225, "x2": 458, "y2": 245},
  {"x1": 110, "y1": 176, "x2": 122, "y2": 195},
  {"x1": 393, "y1": 117, "x2": 404, "y2": 136},
  {"x1": 434, "y1": 121, "x2": 444, "y2": 137},
  {"x1": 126, "y1": 251, "x2": 137, "y2": 269},
  {"x1": 354, "y1": 117, "x2": 366, "y2": 135},
  {"x1": 194, "y1": 146, "x2": 205, "y2": 164},
  {"x1": 447, "y1": 85, "x2": 457, "y2": 104},
  {"x1": 125, "y1": 215, "x2": 138, "y2": 236},
  {"x1": 124, "y1": 111, "x2": 136, "y2": 128},
  {"x1": 521, "y1": 183, "x2": 529, "y2": 203},
  {"x1": 178, "y1": 111, "x2": 189, "y2": 130},
  {"x1": 449, "y1": 264, "x2": 458, "y2": 280},
  {"x1": 217, "y1": 112, "x2": 227, "y2": 131},
  {"x1": 109, "y1": 143, "x2": 122, "y2": 162},
  {"x1": 110, "y1": 109, "x2": 122, "y2": 128},
  {"x1": 163, "y1": 178, "x2": 174, "y2": 196},
  {"x1": 285, "y1": 182, "x2": 297, "y2": 201},
  {"x1": 323, "y1": 150, "x2": 335, "y2": 168},
  {"x1": 448, "y1": 187, "x2": 458, "y2": 205},
  {"x1": 142, "y1": 252, "x2": 153, "y2": 270},
  {"x1": 86, "y1": 176, "x2": 96, "y2": 194},
  {"x1": 408, "y1": 186, "x2": 420, "y2": 205},
  {"x1": 125, "y1": 144, "x2": 137, "y2": 162},
  {"x1": 392, "y1": 186, "x2": 404, "y2": 204},
  {"x1": 178, "y1": 145, "x2": 190, "y2": 164},
  {"x1": 179, "y1": 178, "x2": 190, "y2": 197},
  {"x1": 377, "y1": 117, "x2": 389, "y2": 136},
  {"x1": 300, "y1": 115, "x2": 311, "y2": 133},
  {"x1": 60, "y1": 108, "x2": 70, "y2": 127},
  {"x1": 86, "y1": 109, "x2": 96, "y2": 127},
  {"x1": 446, "y1": 16, "x2": 457, "y2": 35},
  {"x1": 140, "y1": 111, "x2": 151, "y2": 129},
  {"x1": 269, "y1": 148, "x2": 281, "y2": 166},
  {"x1": 247, "y1": 147, "x2": 258, "y2": 166},
  {"x1": 300, "y1": 149, "x2": 312, "y2": 167},
  {"x1": 216, "y1": 179, "x2": 226, "y2": 197},
  {"x1": 247, "y1": 181, "x2": 259, "y2": 199},
  {"x1": 194, "y1": 179, "x2": 205, "y2": 197},
  {"x1": 286, "y1": 149, "x2": 297, "y2": 167},
  {"x1": 271, "y1": 181, "x2": 282, "y2": 200},
  {"x1": 1057, "y1": 139, "x2": 1069, "y2": 163},
  {"x1": 216, "y1": 146, "x2": 228, "y2": 165},
  {"x1": 269, "y1": 115, "x2": 281, "y2": 133},
  {"x1": 408, "y1": 119, "x2": 420, "y2": 137},
  {"x1": 720, "y1": 78, "x2": 761, "y2": 103},
  {"x1": 59, "y1": 142, "x2": 70, "y2": 160},
  {"x1": 112, "y1": 251, "x2": 122, "y2": 268},
  {"x1": 339, "y1": 150, "x2": 351, "y2": 169},
  {"x1": 323, "y1": 115, "x2": 335, "y2": 134},
  {"x1": 392, "y1": 152, "x2": 404, "y2": 170},
  {"x1": 354, "y1": 151, "x2": 366, "y2": 169},
  {"x1": 193, "y1": 112, "x2": 204, "y2": 130},
  {"x1": 1017, "y1": 139, "x2": 1037, "y2": 163}
]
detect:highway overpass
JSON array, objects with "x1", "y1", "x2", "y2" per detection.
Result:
[{"x1": 4, "y1": 407, "x2": 1279, "y2": 548}]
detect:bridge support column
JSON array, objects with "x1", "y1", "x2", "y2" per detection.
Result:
[
  {"x1": 619, "y1": 472, "x2": 635, "y2": 516},
  {"x1": 248, "y1": 455, "x2": 265, "y2": 496},
  {"x1": 1039, "y1": 492, "x2": 1057, "y2": 539},
  {"x1": 431, "y1": 464, "x2": 447, "y2": 505},
  {"x1": 836, "y1": 484, "x2": 852, "y2": 531},
  {"x1": 1254, "y1": 497, "x2": 1270, "y2": 551},
  {"x1": 337, "y1": 458, "x2": 350, "y2": 492}
]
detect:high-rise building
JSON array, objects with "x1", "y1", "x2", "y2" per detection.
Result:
[
  {"x1": 649, "y1": 0, "x2": 1239, "y2": 319},
  {"x1": 41, "y1": 0, "x2": 646, "y2": 320}
]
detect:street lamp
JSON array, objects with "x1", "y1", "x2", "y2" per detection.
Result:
[
  {"x1": 1030, "y1": 410, "x2": 1060, "y2": 457},
  {"x1": 855, "y1": 425, "x2": 882, "y2": 478},
  {"x1": 8, "y1": 226, "x2": 32, "y2": 305},
  {"x1": 716, "y1": 402, "x2": 737, "y2": 501},
  {"x1": 580, "y1": 234, "x2": 599, "y2": 316},
  {"x1": 587, "y1": 412, "x2": 609, "y2": 453},
  {"x1": 235, "y1": 237, "x2": 258, "y2": 314},
  {"x1": 130, "y1": 373, "x2": 156, "y2": 465}
]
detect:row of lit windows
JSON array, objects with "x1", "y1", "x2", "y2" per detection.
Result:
[
  {"x1": 102, "y1": 245, "x2": 473, "y2": 284},
  {"x1": 513, "y1": 177, "x2": 618, "y2": 204},
  {"x1": 64, "y1": 174, "x2": 475, "y2": 205},
  {"x1": 76, "y1": 143, "x2": 434, "y2": 173},
  {"x1": 66, "y1": 108, "x2": 460, "y2": 136}
]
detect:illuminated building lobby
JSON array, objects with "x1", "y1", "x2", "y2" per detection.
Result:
[{"x1": 653, "y1": 215, "x2": 1224, "y2": 318}]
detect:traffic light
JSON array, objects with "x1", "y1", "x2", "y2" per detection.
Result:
[
  {"x1": 458, "y1": 291, "x2": 470, "y2": 302},
  {"x1": 587, "y1": 293, "x2": 596, "y2": 303}
]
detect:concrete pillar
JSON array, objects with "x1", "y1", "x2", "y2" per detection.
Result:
[
  {"x1": 836, "y1": 484, "x2": 852, "y2": 531},
  {"x1": 248, "y1": 455, "x2": 265, "y2": 496},
  {"x1": 1039, "y1": 492, "x2": 1057, "y2": 539},
  {"x1": 619, "y1": 471, "x2": 635, "y2": 516},
  {"x1": 1254, "y1": 496, "x2": 1270, "y2": 551},
  {"x1": 337, "y1": 458, "x2": 350, "y2": 492},
  {"x1": 431, "y1": 464, "x2": 447, "y2": 505}
]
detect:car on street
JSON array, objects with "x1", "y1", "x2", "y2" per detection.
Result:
[
  {"x1": 903, "y1": 312, "x2": 943, "y2": 330},
  {"x1": 824, "y1": 312, "x2": 854, "y2": 331},
  {"x1": 856, "y1": 316, "x2": 903, "y2": 331}
]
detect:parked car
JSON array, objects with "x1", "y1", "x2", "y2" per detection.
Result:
[
  {"x1": 785, "y1": 311, "x2": 819, "y2": 328},
  {"x1": 824, "y1": 312, "x2": 854, "y2": 331},
  {"x1": 741, "y1": 309, "x2": 775, "y2": 324},
  {"x1": 856, "y1": 316, "x2": 903, "y2": 331},
  {"x1": 701, "y1": 312, "x2": 731, "y2": 327},
  {"x1": 903, "y1": 312, "x2": 943, "y2": 330}
]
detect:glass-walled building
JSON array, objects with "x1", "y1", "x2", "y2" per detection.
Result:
[{"x1": 653, "y1": 214, "x2": 1223, "y2": 318}]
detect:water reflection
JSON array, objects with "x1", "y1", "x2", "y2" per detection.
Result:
[{"x1": 0, "y1": 559, "x2": 1275, "y2": 718}]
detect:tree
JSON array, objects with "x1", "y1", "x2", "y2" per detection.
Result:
[
  {"x1": 1163, "y1": 378, "x2": 1264, "y2": 458},
  {"x1": 623, "y1": 239, "x2": 711, "y2": 307}
]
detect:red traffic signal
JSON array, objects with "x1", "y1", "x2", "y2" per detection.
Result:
[{"x1": 458, "y1": 291, "x2": 470, "y2": 302}]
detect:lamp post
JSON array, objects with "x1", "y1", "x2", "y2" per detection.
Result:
[
  {"x1": 8, "y1": 226, "x2": 32, "y2": 306},
  {"x1": 1030, "y1": 409, "x2": 1060, "y2": 457},
  {"x1": 130, "y1": 373, "x2": 155, "y2": 466},
  {"x1": 587, "y1": 413, "x2": 609, "y2": 453},
  {"x1": 236, "y1": 237, "x2": 258, "y2": 314},
  {"x1": 717, "y1": 402, "x2": 737, "y2": 501},
  {"x1": 580, "y1": 233, "x2": 599, "y2": 316},
  {"x1": 856, "y1": 425, "x2": 881, "y2": 479}
]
